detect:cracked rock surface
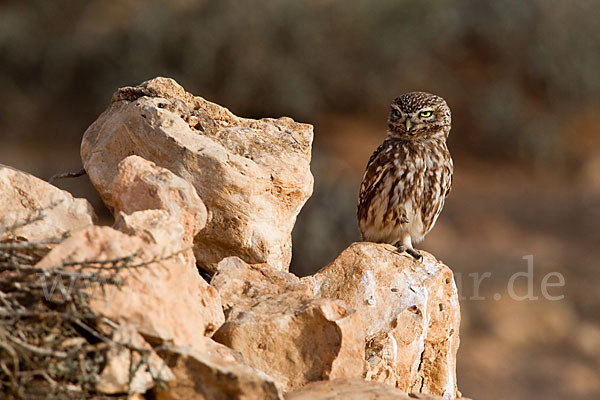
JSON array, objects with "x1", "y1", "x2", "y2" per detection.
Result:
[{"x1": 81, "y1": 77, "x2": 313, "y2": 272}]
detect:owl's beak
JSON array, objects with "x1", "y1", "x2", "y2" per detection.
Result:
[{"x1": 405, "y1": 119, "x2": 413, "y2": 131}]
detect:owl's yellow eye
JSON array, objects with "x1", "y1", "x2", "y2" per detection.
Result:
[
  {"x1": 419, "y1": 111, "x2": 433, "y2": 118},
  {"x1": 392, "y1": 109, "x2": 401, "y2": 118}
]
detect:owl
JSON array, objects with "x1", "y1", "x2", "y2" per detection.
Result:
[{"x1": 357, "y1": 92, "x2": 453, "y2": 261}]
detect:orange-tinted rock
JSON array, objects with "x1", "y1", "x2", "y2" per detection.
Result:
[
  {"x1": 211, "y1": 257, "x2": 365, "y2": 391},
  {"x1": 96, "y1": 323, "x2": 174, "y2": 395},
  {"x1": 114, "y1": 209, "x2": 184, "y2": 252},
  {"x1": 285, "y1": 378, "x2": 454, "y2": 400},
  {"x1": 81, "y1": 77, "x2": 313, "y2": 272},
  {"x1": 304, "y1": 243, "x2": 461, "y2": 399},
  {"x1": 36, "y1": 226, "x2": 224, "y2": 345},
  {"x1": 0, "y1": 164, "x2": 95, "y2": 243},
  {"x1": 155, "y1": 337, "x2": 284, "y2": 400},
  {"x1": 109, "y1": 155, "x2": 207, "y2": 248}
]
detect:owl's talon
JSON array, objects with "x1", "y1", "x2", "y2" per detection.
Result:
[
  {"x1": 392, "y1": 243, "x2": 422, "y2": 261},
  {"x1": 392, "y1": 242, "x2": 405, "y2": 253},
  {"x1": 406, "y1": 248, "x2": 423, "y2": 262}
]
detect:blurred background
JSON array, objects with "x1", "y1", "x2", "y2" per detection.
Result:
[{"x1": 1, "y1": 1, "x2": 599, "y2": 398}]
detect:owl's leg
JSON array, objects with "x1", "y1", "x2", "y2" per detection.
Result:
[
  {"x1": 393, "y1": 235, "x2": 423, "y2": 262},
  {"x1": 405, "y1": 247, "x2": 423, "y2": 261}
]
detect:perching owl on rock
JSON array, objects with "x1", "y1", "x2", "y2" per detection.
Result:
[{"x1": 357, "y1": 92, "x2": 453, "y2": 261}]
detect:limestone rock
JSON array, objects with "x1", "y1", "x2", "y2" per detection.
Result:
[
  {"x1": 210, "y1": 256, "x2": 310, "y2": 311},
  {"x1": 285, "y1": 378, "x2": 452, "y2": 400},
  {"x1": 211, "y1": 257, "x2": 365, "y2": 391},
  {"x1": 81, "y1": 77, "x2": 313, "y2": 272},
  {"x1": 114, "y1": 209, "x2": 185, "y2": 253},
  {"x1": 155, "y1": 338, "x2": 284, "y2": 400},
  {"x1": 0, "y1": 164, "x2": 95, "y2": 243},
  {"x1": 36, "y1": 226, "x2": 225, "y2": 344},
  {"x1": 96, "y1": 324, "x2": 174, "y2": 395},
  {"x1": 110, "y1": 155, "x2": 207, "y2": 248},
  {"x1": 303, "y1": 242, "x2": 460, "y2": 399}
]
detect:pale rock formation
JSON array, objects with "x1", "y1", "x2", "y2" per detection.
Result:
[
  {"x1": 0, "y1": 164, "x2": 95, "y2": 243},
  {"x1": 209, "y1": 246, "x2": 460, "y2": 398},
  {"x1": 36, "y1": 226, "x2": 225, "y2": 344},
  {"x1": 81, "y1": 77, "x2": 313, "y2": 272},
  {"x1": 285, "y1": 378, "x2": 453, "y2": 400},
  {"x1": 211, "y1": 257, "x2": 365, "y2": 391},
  {"x1": 109, "y1": 155, "x2": 207, "y2": 249},
  {"x1": 303, "y1": 242, "x2": 461, "y2": 399},
  {"x1": 155, "y1": 338, "x2": 284, "y2": 400},
  {"x1": 110, "y1": 155, "x2": 207, "y2": 264},
  {"x1": 114, "y1": 209, "x2": 184, "y2": 254}
]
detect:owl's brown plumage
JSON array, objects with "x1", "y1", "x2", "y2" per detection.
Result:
[{"x1": 357, "y1": 92, "x2": 453, "y2": 260}]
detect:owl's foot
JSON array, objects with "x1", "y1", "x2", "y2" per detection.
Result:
[
  {"x1": 393, "y1": 243, "x2": 423, "y2": 262},
  {"x1": 406, "y1": 247, "x2": 423, "y2": 261}
]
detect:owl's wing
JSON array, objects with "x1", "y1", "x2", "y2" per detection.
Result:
[
  {"x1": 358, "y1": 140, "x2": 407, "y2": 222},
  {"x1": 420, "y1": 153, "x2": 453, "y2": 235},
  {"x1": 444, "y1": 159, "x2": 454, "y2": 199}
]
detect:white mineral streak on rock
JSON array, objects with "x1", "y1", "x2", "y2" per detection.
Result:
[
  {"x1": 303, "y1": 242, "x2": 461, "y2": 399},
  {"x1": 361, "y1": 269, "x2": 377, "y2": 306}
]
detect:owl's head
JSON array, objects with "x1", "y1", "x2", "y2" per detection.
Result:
[{"x1": 387, "y1": 92, "x2": 451, "y2": 139}]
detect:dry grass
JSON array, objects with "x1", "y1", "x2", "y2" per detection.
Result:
[{"x1": 0, "y1": 209, "x2": 165, "y2": 399}]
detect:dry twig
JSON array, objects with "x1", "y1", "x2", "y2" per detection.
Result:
[{"x1": 0, "y1": 205, "x2": 173, "y2": 398}]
